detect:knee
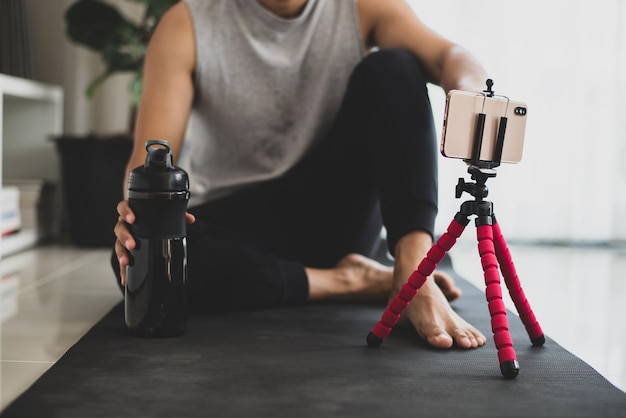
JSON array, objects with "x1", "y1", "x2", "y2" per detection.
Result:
[{"x1": 357, "y1": 49, "x2": 429, "y2": 88}]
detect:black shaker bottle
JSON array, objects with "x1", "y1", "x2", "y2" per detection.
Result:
[{"x1": 125, "y1": 139, "x2": 190, "y2": 337}]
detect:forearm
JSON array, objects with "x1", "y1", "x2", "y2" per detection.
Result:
[
  {"x1": 438, "y1": 45, "x2": 489, "y2": 94},
  {"x1": 359, "y1": 0, "x2": 489, "y2": 94}
]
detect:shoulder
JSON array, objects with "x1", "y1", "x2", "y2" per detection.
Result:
[
  {"x1": 152, "y1": 2, "x2": 194, "y2": 44},
  {"x1": 357, "y1": 0, "x2": 420, "y2": 48},
  {"x1": 146, "y1": 2, "x2": 195, "y2": 71},
  {"x1": 356, "y1": 0, "x2": 453, "y2": 59},
  {"x1": 357, "y1": 0, "x2": 412, "y2": 29}
]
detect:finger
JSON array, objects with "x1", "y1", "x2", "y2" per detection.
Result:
[
  {"x1": 115, "y1": 240, "x2": 128, "y2": 286},
  {"x1": 116, "y1": 200, "x2": 135, "y2": 224},
  {"x1": 185, "y1": 212, "x2": 196, "y2": 224},
  {"x1": 114, "y1": 238, "x2": 126, "y2": 260},
  {"x1": 120, "y1": 256, "x2": 127, "y2": 287},
  {"x1": 114, "y1": 220, "x2": 135, "y2": 251}
]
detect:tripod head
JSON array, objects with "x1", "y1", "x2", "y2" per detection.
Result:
[{"x1": 456, "y1": 165, "x2": 497, "y2": 201}]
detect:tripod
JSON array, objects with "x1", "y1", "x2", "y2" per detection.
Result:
[{"x1": 366, "y1": 81, "x2": 545, "y2": 379}]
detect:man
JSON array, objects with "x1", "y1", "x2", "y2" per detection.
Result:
[{"x1": 114, "y1": 0, "x2": 488, "y2": 349}]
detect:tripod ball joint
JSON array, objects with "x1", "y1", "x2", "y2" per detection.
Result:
[{"x1": 456, "y1": 178, "x2": 488, "y2": 199}]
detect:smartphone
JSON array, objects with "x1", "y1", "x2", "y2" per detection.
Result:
[{"x1": 440, "y1": 90, "x2": 528, "y2": 164}]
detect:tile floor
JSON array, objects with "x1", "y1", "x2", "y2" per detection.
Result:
[
  {"x1": 450, "y1": 236, "x2": 626, "y2": 394},
  {"x1": 0, "y1": 240, "x2": 625, "y2": 411},
  {"x1": 0, "y1": 246, "x2": 123, "y2": 409}
]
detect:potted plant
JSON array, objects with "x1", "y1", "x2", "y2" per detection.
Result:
[
  {"x1": 65, "y1": 0, "x2": 178, "y2": 107},
  {"x1": 56, "y1": 0, "x2": 178, "y2": 247}
]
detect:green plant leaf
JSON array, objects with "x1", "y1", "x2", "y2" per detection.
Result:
[
  {"x1": 146, "y1": 0, "x2": 179, "y2": 23},
  {"x1": 65, "y1": 0, "x2": 137, "y2": 51},
  {"x1": 130, "y1": 71, "x2": 144, "y2": 108},
  {"x1": 65, "y1": 0, "x2": 176, "y2": 106},
  {"x1": 126, "y1": 0, "x2": 179, "y2": 23},
  {"x1": 85, "y1": 70, "x2": 112, "y2": 98},
  {"x1": 103, "y1": 47, "x2": 143, "y2": 72}
]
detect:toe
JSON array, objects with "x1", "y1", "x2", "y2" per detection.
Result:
[
  {"x1": 475, "y1": 332, "x2": 487, "y2": 346},
  {"x1": 463, "y1": 329, "x2": 487, "y2": 348},
  {"x1": 425, "y1": 328, "x2": 454, "y2": 349},
  {"x1": 452, "y1": 330, "x2": 474, "y2": 349},
  {"x1": 433, "y1": 271, "x2": 463, "y2": 302}
]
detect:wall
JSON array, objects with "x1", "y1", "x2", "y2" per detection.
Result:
[
  {"x1": 409, "y1": 0, "x2": 626, "y2": 243},
  {"x1": 21, "y1": 0, "x2": 139, "y2": 136}
]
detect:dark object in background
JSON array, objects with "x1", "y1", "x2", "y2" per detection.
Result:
[
  {"x1": 0, "y1": 0, "x2": 32, "y2": 78},
  {"x1": 54, "y1": 135, "x2": 132, "y2": 247}
]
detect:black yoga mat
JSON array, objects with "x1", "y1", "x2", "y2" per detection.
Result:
[{"x1": 2, "y1": 261, "x2": 625, "y2": 418}]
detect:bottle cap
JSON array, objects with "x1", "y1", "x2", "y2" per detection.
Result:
[{"x1": 128, "y1": 140, "x2": 189, "y2": 192}]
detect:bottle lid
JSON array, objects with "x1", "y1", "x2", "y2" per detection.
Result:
[{"x1": 128, "y1": 140, "x2": 189, "y2": 192}]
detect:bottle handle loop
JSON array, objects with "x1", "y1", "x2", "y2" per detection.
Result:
[{"x1": 144, "y1": 139, "x2": 173, "y2": 171}]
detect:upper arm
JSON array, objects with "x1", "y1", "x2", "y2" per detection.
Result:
[
  {"x1": 358, "y1": 0, "x2": 487, "y2": 92},
  {"x1": 359, "y1": 0, "x2": 453, "y2": 82},
  {"x1": 128, "y1": 2, "x2": 196, "y2": 176}
]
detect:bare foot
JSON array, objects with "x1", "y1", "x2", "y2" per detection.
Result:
[
  {"x1": 404, "y1": 279, "x2": 486, "y2": 348},
  {"x1": 306, "y1": 254, "x2": 463, "y2": 303},
  {"x1": 306, "y1": 253, "x2": 393, "y2": 301},
  {"x1": 432, "y1": 270, "x2": 462, "y2": 302},
  {"x1": 335, "y1": 254, "x2": 462, "y2": 302},
  {"x1": 392, "y1": 231, "x2": 485, "y2": 349},
  {"x1": 335, "y1": 253, "x2": 394, "y2": 301}
]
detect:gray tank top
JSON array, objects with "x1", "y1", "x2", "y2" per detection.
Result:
[{"x1": 181, "y1": 0, "x2": 365, "y2": 206}]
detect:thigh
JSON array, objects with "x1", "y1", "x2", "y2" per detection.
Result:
[
  {"x1": 268, "y1": 113, "x2": 383, "y2": 268},
  {"x1": 184, "y1": 216, "x2": 308, "y2": 312},
  {"x1": 188, "y1": 167, "x2": 382, "y2": 270},
  {"x1": 336, "y1": 49, "x2": 439, "y2": 255},
  {"x1": 271, "y1": 49, "x2": 439, "y2": 264}
]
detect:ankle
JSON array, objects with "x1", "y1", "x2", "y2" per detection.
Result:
[
  {"x1": 306, "y1": 266, "x2": 352, "y2": 301},
  {"x1": 394, "y1": 231, "x2": 433, "y2": 263}
]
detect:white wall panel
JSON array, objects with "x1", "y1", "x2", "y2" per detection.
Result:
[{"x1": 409, "y1": 0, "x2": 625, "y2": 242}]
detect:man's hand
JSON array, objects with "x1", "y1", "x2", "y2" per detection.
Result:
[
  {"x1": 114, "y1": 200, "x2": 136, "y2": 287},
  {"x1": 114, "y1": 200, "x2": 195, "y2": 286}
]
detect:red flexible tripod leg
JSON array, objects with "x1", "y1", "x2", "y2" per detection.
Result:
[
  {"x1": 366, "y1": 218, "x2": 468, "y2": 348},
  {"x1": 476, "y1": 223, "x2": 520, "y2": 379},
  {"x1": 492, "y1": 218, "x2": 545, "y2": 346}
]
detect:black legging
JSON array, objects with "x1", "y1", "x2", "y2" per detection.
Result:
[{"x1": 112, "y1": 49, "x2": 438, "y2": 313}]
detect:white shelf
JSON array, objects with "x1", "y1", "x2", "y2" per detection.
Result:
[
  {"x1": 0, "y1": 73, "x2": 63, "y2": 102},
  {"x1": 1, "y1": 229, "x2": 38, "y2": 258},
  {"x1": 0, "y1": 74, "x2": 64, "y2": 257}
]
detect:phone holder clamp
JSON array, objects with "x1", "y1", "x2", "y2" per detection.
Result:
[{"x1": 483, "y1": 78, "x2": 495, "y2": 97}]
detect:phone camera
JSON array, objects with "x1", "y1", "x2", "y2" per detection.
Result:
[{"x1": 514, "y1": 107, "x2": 527, "y2": 116}]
